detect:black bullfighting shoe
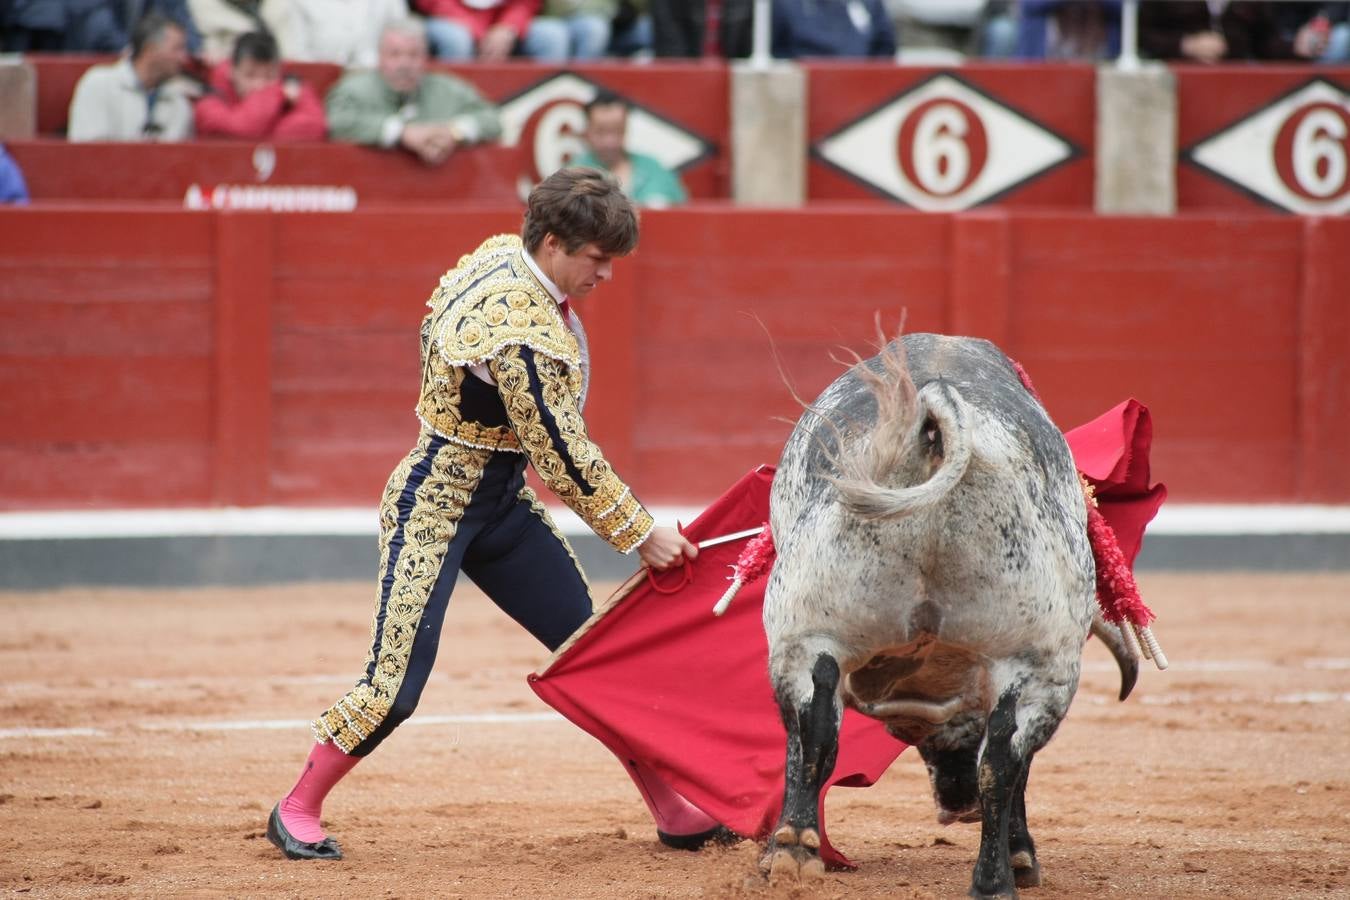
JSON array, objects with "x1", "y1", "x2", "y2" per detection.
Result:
[
  {"x1": 267, "y1": 804, "x2": 344, "y2": 860},
  {"x1": 657, "y1": 824, "x2": 741, "y2": 851}
]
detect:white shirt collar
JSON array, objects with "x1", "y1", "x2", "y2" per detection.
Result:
[{"x1": 521, "y1": 247, "x2": 567, "y2": 307}]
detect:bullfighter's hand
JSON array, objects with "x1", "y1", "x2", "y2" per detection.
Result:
[
  {"x1": 1180, "y1": 31, "x2": 1227, "y2": 63},
  {"x1": 638, "y1": 526, "x2": 699, "y2": 571}
]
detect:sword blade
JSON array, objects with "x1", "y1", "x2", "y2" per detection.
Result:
[{"x1": 695, "y1": 526, "x2": 765, "y2": 550}]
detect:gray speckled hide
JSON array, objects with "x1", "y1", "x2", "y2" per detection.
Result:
[{"x1": 761, "y1": 332, "x2": 1097, "y2": 895}]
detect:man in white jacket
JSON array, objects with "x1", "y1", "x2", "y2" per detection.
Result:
[{"x1": 68, "y1": 13, "x2": 195, "y2": 142}]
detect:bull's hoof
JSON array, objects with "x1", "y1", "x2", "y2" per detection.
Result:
[
  {"x1": 936, "y1": 804, "x2": 981, "y2": 825},
  {"x1": 763, "y1": 845, "x2": 826, "y2": 883},
  {"x1": 1011, "y1": 851, "x2": 1041, "y2": 888},
  {"x1": 759, "y1": 826, "x2": 825, "y2": 883},
  {"x1": 969, "y1": 875, "x2": 1019, "y2": 899}
]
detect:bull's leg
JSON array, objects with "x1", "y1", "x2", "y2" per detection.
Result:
[
  {"x1": 762, "y1": 649, "x2": 843, "y2": 882},
  {"x1": 1007, "y1": 762, "x2": 1040, "y2": 888},
  {"x1": 970, "y1": 685, "x2": 1026, "y2": 899}
]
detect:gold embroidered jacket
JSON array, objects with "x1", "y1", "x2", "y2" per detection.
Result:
[{"x1": 414, "y1": 234, "x2": 654, "y2": 554}]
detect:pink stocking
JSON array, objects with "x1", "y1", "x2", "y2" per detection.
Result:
[
  {"x1": 277, "y1": 741, "x2": 360, "y2": 843},
  {"x1": 623, "y1": 759, "x2": 719, "y2": 835}
]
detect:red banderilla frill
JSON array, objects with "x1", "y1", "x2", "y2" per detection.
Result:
[{"x1": 712, "y1": 524, "x2": 776, "y2": 616}]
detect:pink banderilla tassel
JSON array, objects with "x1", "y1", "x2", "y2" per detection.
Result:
[
  {"x1": 1086, "y1": 502, "x2": 1154, "y2": 628},
  {"x1": 712, "y1": 524, "x2": 776, "y2": 616}
]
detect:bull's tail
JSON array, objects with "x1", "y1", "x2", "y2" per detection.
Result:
[{"x1": 827, "y1": 343, "x2": 973, "y2": 522}]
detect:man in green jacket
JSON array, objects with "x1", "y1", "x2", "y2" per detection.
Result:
[
  {"x1": 571, "y1": 90, "x2": 687, "y2": 206},
  {"x1": 326, "y1": 18, "x2": 501, "y2": 166}
]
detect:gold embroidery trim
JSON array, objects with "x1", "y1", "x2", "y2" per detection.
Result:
[
  {"x1": 313, "y1": 435, "x2": 491, "y2": 752},
  {"x1": 414, "y1": 234, "x2": 582, "y2": 454},
  {"x1": 415, "y1": 411, "x2": 522, "y2": 453},
  {"x1": 429, "y1": 235, "x2": 580, "y2": 370},
  {"x1": 493, "y1": 345, "x2": 652, "y2": 554}
]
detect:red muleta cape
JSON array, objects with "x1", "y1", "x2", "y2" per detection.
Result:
[{"x1": 529, "y1": 400, "x2": 1165, "y2": 868}]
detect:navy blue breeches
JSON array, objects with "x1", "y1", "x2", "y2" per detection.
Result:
[{"x1": 313, "y1": 435, "x2": 593, "y2": 755}]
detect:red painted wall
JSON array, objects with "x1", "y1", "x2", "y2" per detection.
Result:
[{"x1": 1, "y1": 206, "x2": 1345, "y2": 510}]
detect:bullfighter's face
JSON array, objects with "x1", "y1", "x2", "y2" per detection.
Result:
[{"x1": 539, "y1": 235, "x2": 615, "y2": 300}]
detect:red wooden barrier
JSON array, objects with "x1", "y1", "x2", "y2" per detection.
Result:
[
  {"x1": 805, "y1": 63, "x2": 1095, "y2": 210},
  {"x1": 429, "y1": 61, "x2": 730, "y2": 200},
  {"x1": 6, "y1": 140, "x2": 524, "y2": 204},
  {"x1": 1, "y1": 206, "x2": 1345, "y2": 510},
  {"x1": 0, "y1": 210, "x2": 216, "y2": 507},
  {"x1": 25, "y1": 55, "x2": 730, "y2": 199},
  {"x1": 1176, "y1": 65, "x2": 1350, "y2": 214},
  {"x1": 30, "y1": 54, "x2": 116, "y2": 136}
]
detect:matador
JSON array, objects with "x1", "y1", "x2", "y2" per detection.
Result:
[{"x1": 266, "y1": 168, "x2": 730, "y2": 860}]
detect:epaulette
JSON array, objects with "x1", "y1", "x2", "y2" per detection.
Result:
[{"x1": 428, "y1": 234, "x2": 581, "y2": 370}]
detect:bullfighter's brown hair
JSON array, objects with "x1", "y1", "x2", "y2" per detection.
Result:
[{"x1": 522, "y1": 167, "x2": 639, "y2": 257}]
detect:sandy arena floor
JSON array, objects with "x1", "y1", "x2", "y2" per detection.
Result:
[{"x1": 1, "y1": 572, "x2": 1348, "y2": 899}]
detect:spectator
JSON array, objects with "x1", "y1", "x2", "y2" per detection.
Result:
[
  {"x1": 1015, "y1": 0, "x2": 1121, "y2": 60},
  {"x1": 1274, "y1": 2, "x2": 1350, "y2": 62},
  {"x1": 534, "y1": 0, "x2": 616, "y2": 60},
  {"x1": 62, "y1": 0, "x2": 204, "y2": 55},
  {"x1": 196, "y1": 32, "x2": 326, "y2": 141},
  {"x1": 2, "y1": 0, "x2": 65, "y2": 51},
  {"x1": 609, "y1": 0, "x2": 654, "y2": 56},
  {"x1": 67, "y1": 13, "x2": 195, "y2": 142},
  {"x1": 414, "y1": 0, "x2": 564, "y2": 61},
  {"x1": 187, "y1": 0, "x2": 297, "y2": 65},
  {"x1": 1140, "y1": 1, "x2": 1327, "y2": 62},
  {"x1": 888, "y1": 0, "x2": 1016, "y2": 59},
  {"x1": 772, "y1": 0, "x2": 896, "y2": 59},
  {"x1": 287, "y1": 0, "x2": 409, "y2": 67},
  {"x1": 326, "y1": 19, "x2": 501, "y2": 167},
  {"x1": 571, "y1": 91, "x2": 687, "y2": 207},
  {"x1": 651, "y1": 0, "x2": 753, "y2": 57},
  {"x1": 0, "y1": 145, "x2": 30, "y2": 204}
]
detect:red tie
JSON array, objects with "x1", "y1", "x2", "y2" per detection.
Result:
[{"x1": 559, "y1": 297, "x2": 571, "y2": 319}]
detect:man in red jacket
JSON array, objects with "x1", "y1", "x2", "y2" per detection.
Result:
[{"x1": 195, "y1": 32, "x2": 327, "y2": 141}]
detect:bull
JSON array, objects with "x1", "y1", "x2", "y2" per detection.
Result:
[{"x1": 761, "y1": 332, "x2": 1139, "y2": 898}]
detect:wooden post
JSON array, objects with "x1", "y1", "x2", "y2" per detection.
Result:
[
  {"x1": 1296, "y1": 216, "x2": 1350, "y2": 502},
  {"x1": 211, "y1": 211, "x2": 275, "y2": 506},
  {"x1": 947, "y1": 210, "x2": 1011, "y2": 349}
]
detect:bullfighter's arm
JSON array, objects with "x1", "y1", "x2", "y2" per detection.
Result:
[{"x1": 491, "y1": 344, "x2": 654, "y2": 553}]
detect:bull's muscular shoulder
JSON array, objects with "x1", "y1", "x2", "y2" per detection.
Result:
[{"x1": 427, "y1": 234, "x2": 580, "y2": 369}]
